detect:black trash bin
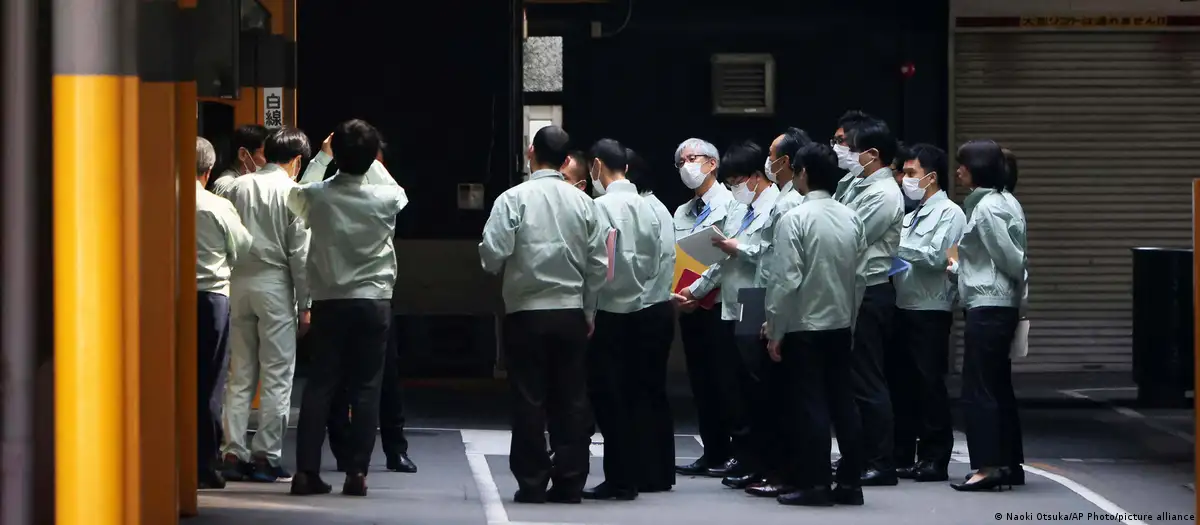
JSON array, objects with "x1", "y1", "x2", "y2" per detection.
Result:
[{"x1": 1131, "y1": 247, "x2": 1195, "y2": 408}]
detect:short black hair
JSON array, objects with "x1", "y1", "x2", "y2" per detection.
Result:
[
  {"x1": 1002, "y1": 147, "x2": 1018, "y2": 192},
  {"x1": 719, "y1": 140, "x2": 765, "y2": 181},
  {"x1": 330, "y1": 119, "x2": 382, "y2": 175},
  {"x1": 849, "y1": 118, "x2": 897, "y2": 166},
  {"x1": 795, "y1": 142, "x2": 842, "y2": 194},
  {"x1": 837, "y1": 110, "x2": 872, "y2": 134},
  {"x1": 567, "y1": 150, "x2": 587, "y2": 169},
  {"x1": 589, "y1": 138, "x2": 627, "y2": 172},
  {"x1": 531, "y1": 125, "x2": 570, "y2": 168},
  {"x1": 624, "y1": 147, "x2": 655, "y2": 193},
  {"x1": 893, "y1": 141, "x2": 911, "y2": 170},
  {"x1": 906, "y1": 143, "x2": 949, "y2": 190},
  {"x1": 231, "y1": 124, "x2": 269, "y2": 156},
  {"x1": 776, "y1": 127, "x2": 812, "y2": 162},
  {"x1": 263, "y1": 127, "x2": 311, "y2": 165},
  {"x1": 955, "y1": 140, "x2": 1010, "y2": 192}
]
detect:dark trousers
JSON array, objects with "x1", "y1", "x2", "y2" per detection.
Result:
[
  {"x1": 780, "y1": 329, "x2": 862, "y2": 488},
  {"x1": 295, "y1": 299, "x2": 391, "y2": 475},
  {"x1": 734, "y1": 335, "x2": 783, "y2": 476},
  {"x1": 962, "y1": 307, "x2": 1025, "y2": 470},
  {"x1": 328, "y1": 316, "x2": 408, "y2": 464},
  {"x1": 678, "y1": 305, "x2": 742, "y2": 463},
  {"x1": 589, "y1": 310, "x2": 643, "y2": 491},
  {"x1": 631, "y1": 301, "x2": 676, "y2": 489},
  {"x1": 851, "y1": 282, "x2": 896, "y2": 471},
  {"x1": 504, "y1": 309, "x2": 592, "y2": 496},
  {"x1": 197, "y1": 291, "x2": 232, "y2": 472},
  {"x1": 888, "y1": 309, "x2": 955, "y2": 469}
]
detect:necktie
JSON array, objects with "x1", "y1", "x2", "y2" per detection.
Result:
[{"x1": 694, "y1": 199, "x2": 705, "y2": 216}]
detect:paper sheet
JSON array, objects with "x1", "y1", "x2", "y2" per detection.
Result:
[
  {"x1": 675, "y1": 225, "x2": 729, "y2": 267},
  {"x1": 605, "y1": 228, "x2": 617, "y2": 282}
]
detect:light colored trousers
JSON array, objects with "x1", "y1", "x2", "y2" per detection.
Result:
[{"x1": 221, "y1": 279, "x2": 298, "y2": 466}]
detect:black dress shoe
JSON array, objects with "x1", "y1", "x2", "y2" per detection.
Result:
[
  {"x1": 831, "y1": 485, "x2": 864, "y2": 506},
  {"x1": 777, "y1": 487, "x2": 834, "y2": 507},
  {"x1": 583, "y1": 482, "x2": 638, "y2": 501},
  {"x1": 706, "y1": 458, "x2": 743, "y2": 478},
  {"x1": 547, "y1": 486, "x2": 582, "y2": 504},
  {"x1": 289, "y1": 472, "x2": 332, "y2": 496},
  {"x1": 913, "y1": 463, "x2": 949, "y2": 482},
  {"x1": 895, "y1": 464, "x2": 919, "y2": 480},
  {"x1": 746, "y1": 483, "x2": 793, "y2": 498},
  {"x1": 952, "y1": 469, "x2": 1010, "y2": 492},
  {"x1": 722, "y1": 473, "x2": 761, "y2": 489},
  {"x1": 219, "y1": 454, "x2": 254, "y2": 482},
  {"x1": 199, "y1": 468, "x2": 227, "y2": 490},
  {"x1": 514, "y1": 489, "x2": 547, "y2": 504},
  {"x1": 962, "y1": 466, "x2": 1024, "y2": 485},
  {"x1": 387, "y1": 453, "x2": 418, "y2": 473},
  {"x1": 676, "y1": 457, "x2": 719, "y2": 476},
  {"x1": 342, "y1": 473, "x2": 368, "y2": 497},
  {"x1": 860, "y1": 468, "x2": 899, "y2": 486}
]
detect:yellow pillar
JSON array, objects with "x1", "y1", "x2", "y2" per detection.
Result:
[
  {"x1": 176, "y1": 1, "x2": 200, "y2": 517},
  {"x1": 53, "y1": 0, "x2": 137, "y2": 523}
]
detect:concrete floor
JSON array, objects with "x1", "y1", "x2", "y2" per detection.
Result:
[{"x1": 192, "y1": 376, "x2": 1197, "y2": 525}]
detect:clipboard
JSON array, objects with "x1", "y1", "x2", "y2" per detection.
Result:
[{"x1": 734, "y1": 287, "x2": 766, "y2": 336}]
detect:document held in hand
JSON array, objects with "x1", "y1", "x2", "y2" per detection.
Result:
[
  {"x1": 605, "y1": 228, "x2": 617, "y2": 282},
  {"x1": 674, "y1": 269, "x2": 719, "y2": 310},
  {"x1": 675, "y1": 225, "x2": 729, "y2": 267}
]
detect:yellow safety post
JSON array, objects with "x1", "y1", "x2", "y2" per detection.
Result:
[
  {"x1": 177, "y1": 0, "x2": 200, "y2": 517},
  {"x1": 53, "y1": 0, "x2": 137, "y2": 523},
  {"x1": 138, "y1": 1, "x2": 182, "y2": 523}
]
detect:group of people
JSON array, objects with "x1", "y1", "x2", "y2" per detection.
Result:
[
  {"x1": 482, "y1": 110, "x2": 1028, "y2": 509},
  {"x1": 194, "y1": 120, "x2": 418, "y2": 498}
]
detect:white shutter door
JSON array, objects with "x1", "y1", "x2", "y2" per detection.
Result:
[{"x1": 952, "y1": 31, "x2": 1200, "y2": 373}]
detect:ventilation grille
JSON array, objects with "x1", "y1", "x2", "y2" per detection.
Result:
[{"x1": 711, "y1": 53, "x2": 775, "y2": 116}]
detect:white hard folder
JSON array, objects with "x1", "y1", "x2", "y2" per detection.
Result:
[
  {"x1": 1010, "y1": 318, "x2": 1030, "y2": 359},
  {"x1": 676, "y1": 225, "x2": 728, "y2": 267}
]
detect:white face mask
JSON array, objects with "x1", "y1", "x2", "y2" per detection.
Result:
[
  {"x1": 902, "y1": 175, "x2": 929, "y2": 200},
  {"x1": 731, "y1": 179, "x2": 757, "y2": 205},
  {"x1": 680, "y1": 162, "x2": 707, "y2": 189},
  {"x1": 763, "y1": 158, "x2": 778, "y2": 183},
  {"x1": 590, "y1": 162, "x2": 606, "y2": 196},
  {"x1": 834, "y1": 144, "x2": 858, "y2": 171}
]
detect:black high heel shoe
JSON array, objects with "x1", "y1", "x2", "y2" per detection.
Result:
[{"x1": 951, "y1": 468, "x2": 1010, "y2": 492}]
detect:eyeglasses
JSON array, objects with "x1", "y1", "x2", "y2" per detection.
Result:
[
  {"x1": 830, "y1": 136, "x2": 848, "y2": 147},
  {"x1": 674, "y1": 154, "x2": 711, "y2": 169}
]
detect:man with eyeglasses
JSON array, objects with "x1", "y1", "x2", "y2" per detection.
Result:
[{"x1": 669, "y1": 138, "x2": 742, "y2": 479}]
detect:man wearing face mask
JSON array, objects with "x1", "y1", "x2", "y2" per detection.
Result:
[
  {"x1": 830, "y1": 110, "x2": 872, "y2": 177},
  {"x1": 832, "y1": 118, "x2": 904, "y2": 487},
  {"x1": 668, "y1": 138, "x2": 740, "y2": 477},
  {"x1": 890, "y1": 144, "x2": 965, "y2": 483},
  {"x1": 212, "y1": 124, "x2": 270, "y2": 197},
  {"x1": 220, "y1": 127, "x2": 313, "y2": 484},
  {"x1": 680, "y1": 140, "x2": 780, "y2": 487},
  {"x1": 583, "y1": 139, "x2": 665, "y2": 501},
  {"x1": 893, "y1": 143, "x2": 920, "y2": 214},
  {"x1": 564, "y1": 150, "x2": 590, "y2": 193}
]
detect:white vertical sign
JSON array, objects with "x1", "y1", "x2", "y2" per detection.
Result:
[{"x1": 263, "y1": 87, "x2": 284, "y2": 128}]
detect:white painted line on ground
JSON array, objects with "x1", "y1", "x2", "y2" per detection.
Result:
[
  {"x1": 462, "y1": 430, "x2": 511, "y2": 525},
  {"x1": 1021, "y1": 464, "x2": 1149, "y2": 525},
  {"x1": 1061, "y1": 390, "x2": 1195, "y2": 444},
  {"x1": 1067, "y1": 387, "x2": 1137, "y2": 393}
]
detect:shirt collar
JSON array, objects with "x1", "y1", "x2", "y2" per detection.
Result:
[
  {"x1": 780, "y1": 179, "x2": 794, "y2": 194},
  {"x1": 530, "y1": 169, "x2": 564, "y2": 181},
  {"x1": 803, "y1": 190, "x2": 832, "y2": 202},
  {"x1": 915, "y1": 190, "x2": 948, "y2": 218},
  {"x1": 699, "y1": 182, "x2": 724, "y2": 205},
  {"x1": 258, "y1": 163, "x2": 291, "y2": 179},
  {"x1": 857, "y1": 166, "x2": 895, "y2": 187},
  {"x1": 606, "y1": 179, "x2": 636, "y2": 194},
  {"x1": 196, "y1": 180, "x2": 206, "y2": 191}
]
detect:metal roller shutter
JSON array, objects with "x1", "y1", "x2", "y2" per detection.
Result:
[{"x1": 951, "y1": 30, "x2": 1200, "y2": 373}]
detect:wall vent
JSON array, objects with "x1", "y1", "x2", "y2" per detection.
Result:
[{"x1": 711, "y1": 53, "x2": 775, "y2": 116}]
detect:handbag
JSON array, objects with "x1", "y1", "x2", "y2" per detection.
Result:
[{"x1": 1010, "y1": 270, "x2": 1030, "y2": 359}]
